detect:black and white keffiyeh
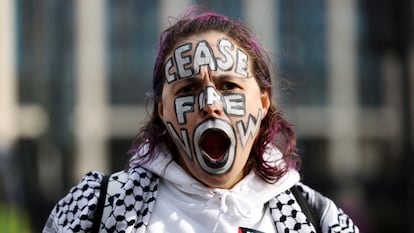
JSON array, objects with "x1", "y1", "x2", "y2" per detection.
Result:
[
  {"x1": 43, "y1": 167, "x2": 159, "y2": 233},
  {"x1": 43, "y1": 167, "x2": 359, "y2": 233}
]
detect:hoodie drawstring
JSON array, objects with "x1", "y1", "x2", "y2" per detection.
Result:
[
  {"x1": 211, "y1": 192, "x2": 255, "y2": 232},
  {"x1": 212, "y1": 192, "x2": 229, "y2": 233}
]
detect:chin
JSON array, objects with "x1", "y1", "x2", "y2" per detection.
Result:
[{"x1": 198, "y1": 170, "x2": 242, "y2": 189}]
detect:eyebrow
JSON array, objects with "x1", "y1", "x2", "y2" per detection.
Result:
[
  {"x1": 168, "y1": 76, "x2": 199, "y2": 91},
  {"x1": 214, "y1": 73, "x2": 251, "y2": 83},
  {"x1": 168, "y1": 71, "x2": 249, "y2": 88}
]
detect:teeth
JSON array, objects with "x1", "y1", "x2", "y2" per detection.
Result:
[
  {"x1": 202, "y1": 149, "x2": 225, "y2": 161},
  {"x1": 201, "y1": 150, "x2": 227, "y2": 169}
]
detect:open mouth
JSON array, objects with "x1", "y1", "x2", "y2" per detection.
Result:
[
  {"x1": 199, "y1": 129, "x2": 230, "y2": 167},
  {"x1": 193, "y1": 119, "x2": 236, "y2": 174}
]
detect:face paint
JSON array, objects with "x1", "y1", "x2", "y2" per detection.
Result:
[
  {"x1": 165, "y1": 38, "x2": 249, "y2": 84},
  {"x1": 173, "y1": 86, "x2": 246, "y2": 128},
  {"x1": 174, "y1": 95, "x2": 195, "y2": 124},
  {"x1": 197, "y1": 86, "x2": 246, "y2": 116},
  {"x1": 198, "y1": 86, "x2": 224, "y2": 111},
  {"x1": 160, "y1": 32, "x2": 268, "y2": 188},
  {"x1": 174, "y1": 43, "x2": 193, "y2": 78},
  {"x1": 169, "y1": 86, "x2": 248, "y2": 175},
  {"x1": 223, "y1": 93, "x2": 245, "y2": 116},
  {"x1": 235, "y1": 49, "x2": 249, "y2": 77},
  {"x1": 236, "y1": 109, "x2": 262, "y2": 148},
  {"x1": 193, "y1": 40, "x2": 217, "y2": 75},
  {"x1": 193, "y1": 118, "x2": 237, "y2": 175},
  {"x1": 165, "y1": 57, "x2": 176, "y2": 83},
  {"x1": 216, "y1": 38, "x2": 234, "y2": 71},
  {"x1": 166, "y1": 122, "x2": 192, "y2": 160}
]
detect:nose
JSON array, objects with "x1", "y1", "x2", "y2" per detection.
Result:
[
  {"x1": 201, "y1": 102, "x2": 224, "y2": 117},
  {"x1": 200, "y1": 87, "x2": 225, "y2": 118}
]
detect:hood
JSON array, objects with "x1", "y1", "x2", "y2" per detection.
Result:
[
  {"x1": 135, "y1": 145, "x2": 300, "y2": 232},
  {"x1": 138, "y1": 145, "x2": 299, "y2": 207}
]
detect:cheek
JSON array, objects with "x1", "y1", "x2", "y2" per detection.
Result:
[
  {"x1": 162, "y1": 100, "x2": 174, "y2": 118},
  {"x1": 231, "y1": 91, "x2": 264, "y2": 149},
  {"x1": 160, "y1": 88, "x2": 178, "y2": 120},
  {"x1": 161, "y1": 96, "x2": 198, "y2": 129},
  {"x1": 243, "y1": 92, "x2": 263, "y2": 113}
]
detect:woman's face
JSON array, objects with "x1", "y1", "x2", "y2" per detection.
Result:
[{"x1": 158, "y1": 31, "x2": 270, "y2": 189}]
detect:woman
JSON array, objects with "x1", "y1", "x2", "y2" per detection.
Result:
[{"x1": 43, "y1": 7, "x2": 359, "y2": 233}]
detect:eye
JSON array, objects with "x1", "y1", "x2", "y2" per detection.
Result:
[
  {"x1": 220, "y1": 82, "x2": 240, "y2": 91},
  {"x1": 177, "y1": 83, "x2": 196, "y2": 95}
]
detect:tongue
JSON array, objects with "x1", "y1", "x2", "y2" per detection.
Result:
[{"x1": 200, "y1": 130, "x2": 228, "y2": 160}]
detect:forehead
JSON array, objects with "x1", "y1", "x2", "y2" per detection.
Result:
[{"x1": 164, "y1": 31, "x2": 251, "y2": 83}]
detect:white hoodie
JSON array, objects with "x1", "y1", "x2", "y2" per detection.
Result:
[
  {"x1": 141, "y1": 147, "x2": 300, "y2": 233},
  {"x1": 43, "y1": 145, "x2": 359, "y2": 233}
]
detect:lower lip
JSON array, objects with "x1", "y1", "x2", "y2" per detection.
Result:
[{"x1": 201, "y1": 150, "x2": 228, "y2": 169}]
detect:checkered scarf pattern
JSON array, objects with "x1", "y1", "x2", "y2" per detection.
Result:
[{"x1": 43, "y1": 167, "x2": 359, "y2": 233}]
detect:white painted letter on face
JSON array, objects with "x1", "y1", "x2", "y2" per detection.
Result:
[{"x1": 193, "y1": 40, "x2": 217, "y2": 75}]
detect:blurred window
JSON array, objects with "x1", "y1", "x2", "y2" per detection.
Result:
[
  {"x1": 356, "y1": 5, "x2": 384, "y2": 107},
  {"x1": 194, "y1": 0, "x2": 242, "y2": 20},
  {"x1": 276, "y1": 0, "x2": 327, "y2": 106},
  {"x1": 16, "y1": 0, "x2": 75, "y2": 105},
  {"x1": 107, "y1": 0, "x2": 158, "y2": 104}
]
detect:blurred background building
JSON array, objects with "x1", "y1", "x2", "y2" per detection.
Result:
[{"x1": 0, "y1": 0, "x2": 413, "y2": 232}]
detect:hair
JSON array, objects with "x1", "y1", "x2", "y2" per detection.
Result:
[{"x1": 129, "y1": 6, "x2": 301, "y2": 184}]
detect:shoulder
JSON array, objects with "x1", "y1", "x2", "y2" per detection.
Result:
[
  {"x1": 43, "y1": 167, "x2": 159, "y2": 233},
  {"x1": 294, "y1": 183, "x2": 360, "y2": 233},
  {"x1": 106, "y1": 166, "x2": 159, "y2": 197},
  {"x1": 43, "y1": 171, "x2": 106, "y2": 232},
  {"x1": 99, "y1": 166, "x2": 160, "y2": 232}
]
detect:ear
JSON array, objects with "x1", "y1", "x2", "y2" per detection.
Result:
[
  {"x1": 260, "y1": 90, "x2": 270, "y2": 119},
  {"x1": 158, "y1": 102, "x2": 164, "y2": 120}
]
